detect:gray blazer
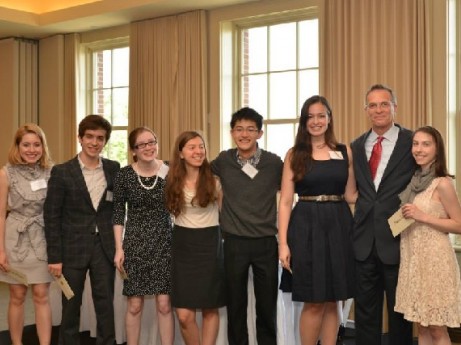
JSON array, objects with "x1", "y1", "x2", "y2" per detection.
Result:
[
  {"x1": 44, "y1": 156, "x2": 120, "y2": 268},
  {"x1": 351, "y1": 125, "x2": 416, "y2": 265}
]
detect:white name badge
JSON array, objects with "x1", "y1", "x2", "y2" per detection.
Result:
[
  {"x1": 242, "y1": 162, "x2": 259, "y2": 179},
  {"x1": 329, "y1": 151, "x2": 344, "y2": 160},
  {"x1": 30, "y1": 179, "x2": 47, "y2": 191},
  {"x1": 158, "y1": 164, "x2": 169, "y2": 179},
  {"x1": 106, "y1": 190, "x2": 113, "y2": 202}
]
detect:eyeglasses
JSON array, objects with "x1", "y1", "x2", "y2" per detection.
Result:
[
  {"x1": 232, "y1": 127, "x2": 259, "y2": 134},
  {"x1": 366, "y1": 101, "x2": 393, "y2": 110},
  {"x1": 134, "y1": 140, "x2": 157, "y2": 150}
]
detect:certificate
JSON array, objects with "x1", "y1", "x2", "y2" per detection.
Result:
[
  {"x1": 388, "y1": 208, "x2": 415, "y2": 237},
  {"x1": 55, "y1": 275, "x2": 75, "y2": 300}
]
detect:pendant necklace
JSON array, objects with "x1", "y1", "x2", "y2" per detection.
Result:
[{"x1": 135, "y1": 163, "x2": 159, "y2": 190}]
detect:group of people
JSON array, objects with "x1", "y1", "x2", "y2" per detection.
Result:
[{"x1": 0, "y1": 83, "x2": 460, "y2": 345}]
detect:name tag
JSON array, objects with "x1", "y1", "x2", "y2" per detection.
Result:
[
  {"x1": 329, "y1": 151, "x2": 344, "y2": 160},
  {"x1": 242, "y1": 162, "x2": 259, "y2": 179},
  {"x1": 30, "y1": 179, "x2": 47, "y2": 191},
  {"x1": 106, "y1": 191, "x2": 113, "y2": 202}
]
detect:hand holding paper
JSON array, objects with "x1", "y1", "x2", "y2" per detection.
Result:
[
  {"x1": 55, "y1": 275, "x2": 75, "y2": 300},
  {"x1": 388, "y1": 208, "x2": 415, "y2": 237}
]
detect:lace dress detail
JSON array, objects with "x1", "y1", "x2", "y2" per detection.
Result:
[{"x1": 395, "y1": 178, "x2": 461, "y2": 327}]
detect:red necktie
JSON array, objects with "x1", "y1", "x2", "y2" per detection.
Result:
[{"x1": 369, "y1": 136, "x2": 384, "y2": 181}]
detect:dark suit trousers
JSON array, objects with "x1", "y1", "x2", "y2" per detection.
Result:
[
  {"x1": 224, "y1": 234, "x2": 278, "y2": 345},
  {"x1": 354, "y1": 247, "x2": 413, "y2": 345},
  {"x1": 59, "y1": 235, "x2": 115, "y2": 345}
]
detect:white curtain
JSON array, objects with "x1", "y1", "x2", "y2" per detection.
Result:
[{"x1": 67, "y1": 268, "x2": 305, "y2": 344}]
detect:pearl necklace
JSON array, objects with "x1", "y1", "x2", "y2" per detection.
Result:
[{"x1": 134, "y1": 163, "x2": 159, "y2": 190}]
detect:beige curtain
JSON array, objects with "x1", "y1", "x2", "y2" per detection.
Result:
[
  {"x1": 38, "y1": 34, "x2": 79, "y2": 163},
  {"x1": 321, "y1": 0, "x2": 431, "y2": 143},
  {"x1": 17, "y1": 38, "x2": 38, "y2": 125},
  {"x1": 0, "y1": 38, "x2": 38, "y2": 166},
  {"x1": 129, "y1": 10, "x2": 207, "y2": 158},
  {"x1": 63, "y1": 33, "x2": 79, "y2": 159}
]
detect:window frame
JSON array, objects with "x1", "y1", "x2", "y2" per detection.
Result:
[
  {"x1": 82, "y1": 37, "x2": 130, "y2": 164},
  {"x1": 221, "y1": 7, "x2": 319, "y2": 157}
]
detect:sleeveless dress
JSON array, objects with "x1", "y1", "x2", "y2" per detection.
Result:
[
  {"x1": 113, "y1": 164, "x2": 172, "y2": 296},
  {"x1": 280, "y1": 144, "x2": 355, "y2": 302},
  {"x1": 395, "y1": 178, "x2": 461, "y2": 327},
  {"x1": 0, "y1": 163, "x2": 53, "y2": 284}
]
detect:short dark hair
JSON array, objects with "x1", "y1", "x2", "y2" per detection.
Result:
[
  {"x1": 230, "y1": 107, "x2": 263, "y2": 130},
  {"x1": 78, "y1": 115, "x2": 112, "y2": 142},
  {"x1": 365, "y1": 84, "x2": 397, "y2": 106}
]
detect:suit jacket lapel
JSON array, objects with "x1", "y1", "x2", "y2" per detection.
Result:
[
  {"x1": 69, "y1": 156, "x2": 95, "y2": 210},
  {"x1": 356, "y1": 130, "x2": 376, "y2": 191},
  {"x1": 380, "y1": 125, "x2": 408, "y2": 184}
]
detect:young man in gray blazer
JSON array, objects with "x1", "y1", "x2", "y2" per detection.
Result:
[
  {"x1": 351, "y1": 84, "x2": 416, "y2": 345},
  {"x1": 44, "y1": 115, "x2": 120, "y2": 345}
]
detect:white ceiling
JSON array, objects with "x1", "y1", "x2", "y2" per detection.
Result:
[{"x1": 0, "y1": 0, "x2": 259, "y2": 39}]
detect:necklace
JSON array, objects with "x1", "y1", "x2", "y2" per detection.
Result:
[
  {"x1": 134, "y1": 162, "x2": 159, "y2": 190},
  {"x1": 315, "y1": 142, "x2": 326, "y2": 149}
]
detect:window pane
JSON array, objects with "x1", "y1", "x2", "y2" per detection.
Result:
[
  {"x1": 92, "y1": 89, "x2": 112, "y2": 116},
  {"x1": 266, "y1": 123, "x2": 296, "y2": 159},
  {"x1": 269, "y1": 22, "x2": 296, "y2": 71},
  {"x1": 112, "y1": 88, "x2": 129, "y2": 126},
  {"x1": 299, "y1": 19, "x2": 319, "y2": 68},
  {"x1": 102, "y1": 130, "x2": 128, "y2": 166},
  {"x1": 243, "y1": 26, "x2": 267, "y2": 74},
  {"x1": 299, "y1": 69, "x2": 319, "y2": 107},
  {"x1": 242, "y1": 74, "x2": 267, "y2": 115},
  {"x1": 113, "y1": 47, "x2": 129, "y2": 87},
  {"x1": 269, "y1": 71, "x2": 296, "y2": 119}
]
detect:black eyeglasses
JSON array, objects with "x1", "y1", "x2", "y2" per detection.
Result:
[{"x1": 134, "y1": 140, "x2": 157, "y2": 150}]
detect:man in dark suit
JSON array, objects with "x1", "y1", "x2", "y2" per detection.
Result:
[
  {"x1": 44, "y1": 115, "x2": 120, "y2": 345},
  {"x1": 351, "y1": 84, "x2": 416, "y2": 345}
]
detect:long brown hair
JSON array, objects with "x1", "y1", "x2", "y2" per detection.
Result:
[
  {"x1": 290, "y1": 95, "x2": 338, "y2": 181},
  {"x1": 414, "y1": 126, "x2": 454, "y2": 178},
  {"x1": 165, "y1": 131, "x2": 217, "y2": 217}
]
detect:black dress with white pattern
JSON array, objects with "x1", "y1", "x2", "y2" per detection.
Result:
[{"x1": 113, "y1": 164, "x2": 172, "y2": 296}]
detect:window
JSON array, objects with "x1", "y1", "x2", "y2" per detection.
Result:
[
  {"x1": 84, "y1": 39, "x2": 129, "y2": 166},
  {"x1": 236, "y1": 13, "x2": 319, "y2": 159}
]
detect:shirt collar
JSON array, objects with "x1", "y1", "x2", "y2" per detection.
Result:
[
  {"x1": 371, "y1": 123, "x2": 399, "y2": 143},
  {"x1": 77, "y1": 154, "x2": 103, "y2": 170},
  {"x1": 235, "y1": 147, "x2": 262, "y2": 167}
]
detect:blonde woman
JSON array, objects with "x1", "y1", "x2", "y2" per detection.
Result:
[{"x1": 0, "y1": 124, "x2": 53, "y2": 345}]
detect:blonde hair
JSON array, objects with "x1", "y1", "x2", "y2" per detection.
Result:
[{"x1": 8, "y1": 123, "x2": 53, "y2": 169}]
